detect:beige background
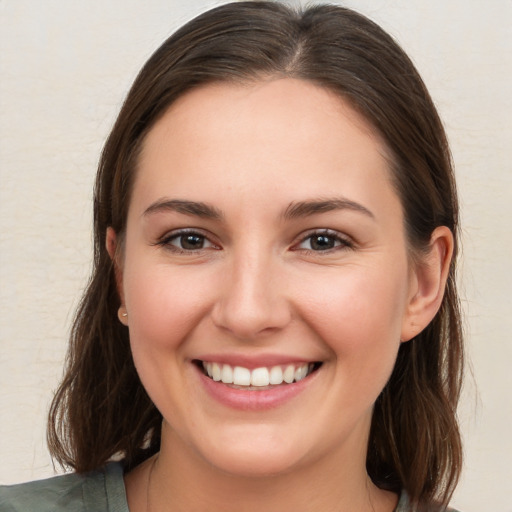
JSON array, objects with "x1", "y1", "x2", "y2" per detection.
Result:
[{"x1": 1, "y1": 1, "x2": 511, "y2": 510}]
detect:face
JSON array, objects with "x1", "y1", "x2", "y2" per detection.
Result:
[{"x1": 115, "y1": 78, "x2": 421, "y2": 478}]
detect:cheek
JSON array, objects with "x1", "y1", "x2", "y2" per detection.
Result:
[
  {"x1": 297, "y1": 264, "x2": 408, "y2": 380},
  {"x1": 121, "y1": 262, "x2": 218, "y2": 420},
  {"x1": 124, "y1": 265, "x2": 214, "y2": 351}
]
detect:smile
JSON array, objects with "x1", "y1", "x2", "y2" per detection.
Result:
[{"x1": 200, "y1": 361, "x2": 321, "y2": 389}]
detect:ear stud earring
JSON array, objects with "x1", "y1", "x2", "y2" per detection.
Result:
[{"x1": 118, "y1": 306, "x2": 128, "y2": 324}]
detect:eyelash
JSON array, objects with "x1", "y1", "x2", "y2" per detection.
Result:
[{"x1": 155, "y1": 228, "x2": 354, "y2": 254}]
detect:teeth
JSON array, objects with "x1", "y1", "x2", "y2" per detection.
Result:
[
  {"x1": 202, "y1": 361, "x2": 314, "y2": 387},
  {"x1": 221, "y1": 364, "x2": 233, "y2": 384},
  {"x1": 294, "y1": 364, "x2": 308, "y2": 382},
  {"x1": 212, "y1": 363, "x2": 221, "y2": 381},
  {"x1": 251, "y1": 367, "x2": 269, "y2": 387},
  {"x1": 283, "y1": 365, "x2": 295, "y2": 383},
  {"x1": 269, "y1": 366, "x2": 283, "y2": 385},
  {"x1": 233, "y1": 366, "x2": 251, "y2": 386}
]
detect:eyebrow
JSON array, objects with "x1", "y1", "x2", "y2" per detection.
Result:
[
  {"x1": 283, "y1": 198, "x2": 375, "y2": 220},
  {"x1": 143, "y1": 198, "x2": 223, "y2": 219},
  {"x1": 142, "y1": 197, "x2": 374, "y2": 221}
]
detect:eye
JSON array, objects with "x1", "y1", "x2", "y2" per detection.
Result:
[
  {"x1": 295, "y1": 230, "x2": 353, "y2": 252},
  {"x1": 158, "y1": 230, "x2": 217, "y2": 252}
]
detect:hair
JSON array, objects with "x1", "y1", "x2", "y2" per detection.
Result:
[{"x1": 48, "y1": 1, "x2": 463, "y2": 508}]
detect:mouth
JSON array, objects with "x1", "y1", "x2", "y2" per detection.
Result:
[{"x1": 195, "y1": 360, "x2": 322, "y2": 390}]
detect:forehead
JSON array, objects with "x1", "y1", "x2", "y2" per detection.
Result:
[
  {"x1": 131, "y1": 78, "x2": 399, "y2": 220},
  {"x1": 144, "y1": 78, "x2": 384, "y2": 157}
]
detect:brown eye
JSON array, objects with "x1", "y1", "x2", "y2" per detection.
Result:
[
  {"x1": 179, "y1": 233, "x2": 206, "y2": 250},
  {"x1": 309, "y1": 234, "x2": 336, "y2": 251},
  {"x1": 159, "y1": 230, "x2": 216, "y2": 252},
  {"x1": 296, "y1": 231, "x2": 353, "y2": 252}
]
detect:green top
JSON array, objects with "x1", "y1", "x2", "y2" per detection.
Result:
[
  {"x1": 0, "y1": 463, "x2": 128, "y2": 512},
  {"x1": 0, "y1": 462, "x2": 457, "y2": 511}
]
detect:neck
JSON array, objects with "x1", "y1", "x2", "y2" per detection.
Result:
[{"x1": 131, "y1": 423, "x2": 397, "y2": 512}]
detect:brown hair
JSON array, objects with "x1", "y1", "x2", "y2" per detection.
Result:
[{"x1": 48, "y1": 1, "x2": 463, "y2": 507}]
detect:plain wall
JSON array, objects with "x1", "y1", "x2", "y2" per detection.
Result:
[{"x1": 1, "y1": 1, "x2": 511, "y2": 510}]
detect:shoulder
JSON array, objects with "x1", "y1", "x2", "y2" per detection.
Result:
[
  {"x1": 0, "y1": 462, "x2": 128, "y2": 512},
  {"x1": 396, "y1": 491, "x2": 462, "y2": 512}
]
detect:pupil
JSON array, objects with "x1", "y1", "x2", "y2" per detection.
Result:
[
  {"x1": 181, "y1": 234, "x2": 203, "y2": 250},
  {"x1": 312, "y1": 235, "x2": 334, "y2": 250}
]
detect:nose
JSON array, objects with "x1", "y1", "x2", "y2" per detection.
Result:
[{"x1": 211, "y1": 250, "x2": 291, "y2": 340}]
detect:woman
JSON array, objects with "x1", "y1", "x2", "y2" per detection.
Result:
[{"x1": 0, "y1": 2, "x2": 463, "y2": 511}]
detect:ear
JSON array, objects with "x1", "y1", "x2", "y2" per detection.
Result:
[
  {"x1": 401, "y1": 226, "x2": 454, "y2": 342},
  {"x1": 106, "y1": 227, "x2": 127, "y2": 325}
]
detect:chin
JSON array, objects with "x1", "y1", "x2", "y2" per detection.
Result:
[
  {"x1": 208, "y1": 451, "x2": 302, "y2": 478},
  {"x1": 195, "y1": 431, "x2": 307, "y2": 478}
]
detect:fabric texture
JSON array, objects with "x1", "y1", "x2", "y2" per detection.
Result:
[
  {"x1": 0, "y1": 462, "x2": 128, "y2": 512},
  {"x1": 0, "y1": 462, "x2": 458, "y2": 511}
]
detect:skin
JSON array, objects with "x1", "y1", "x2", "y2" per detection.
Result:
[{"x1": 107, "y1": 78, "x2": 453, "y2": 512}]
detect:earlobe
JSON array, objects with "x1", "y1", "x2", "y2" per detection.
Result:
[
  {"x1": 401, "y1": 226, "x2": 454, "y2": 342},
  {"x1": 118, "y1": 305, "x2": 129, "y2": 326}
]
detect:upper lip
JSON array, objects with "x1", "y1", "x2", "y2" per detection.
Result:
[{"x1": 193, "y1": 354, "x2": 320, "y2": 369}]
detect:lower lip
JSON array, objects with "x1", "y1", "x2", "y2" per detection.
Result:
[{"x1": 195, "y1": 365, "x2": 318, "y2": 411}]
